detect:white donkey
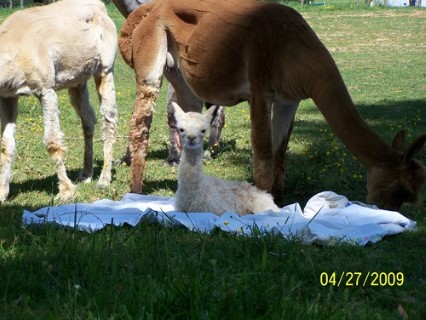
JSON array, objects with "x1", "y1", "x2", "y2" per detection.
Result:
[{"x1": 0, "y1": 0, "x2": 118, "y2": 202}]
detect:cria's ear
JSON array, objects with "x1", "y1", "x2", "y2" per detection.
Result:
[
  {"x1": 392, "y1": 130, "x2": 406, "y2": 152},
  {"x1": 171, "y1": 102, "x2": 186, "y2": 124},
  {"x1": 204, "y1": 105, "x2": 220, "y2": 125},
  {"x1": 403, "y1": 134, "x2": 426, "y2": 165}
]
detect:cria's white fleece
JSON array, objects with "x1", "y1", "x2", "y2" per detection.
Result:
[{"x1": 172, "y1": 102, "x2": 279, "y2": 216}]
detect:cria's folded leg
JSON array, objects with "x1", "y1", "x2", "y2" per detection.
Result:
[
  {"x1": 94, "y1": 71, "x2": 117, "y2": 187},
  {"x1": 0, "y1": 97, "x2": 18, "y2": 202},
  {"x1": 68, "y1": 82, "x2": 96, "y2": 183},
  {"x1": 250, "y1": 93, "x2": 274, "y2": 192},
  {"x1": 39, "y1": 89, "x2": 75, "y2": 201},
  {"x1": 271, "y1": 100, "x2": 299, "y2": 205}
]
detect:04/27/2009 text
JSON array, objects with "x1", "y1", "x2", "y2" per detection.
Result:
[{"x1": 319, "y1": 272, "x2": 404, "y2": 287}]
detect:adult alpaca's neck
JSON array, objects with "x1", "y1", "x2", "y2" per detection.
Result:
[
  {"x1": 311, "y1": 73, "x2": 396, "y2": 168},
  {"x1": 178, "y1": 147, "x2": 205, "y2": 187}
]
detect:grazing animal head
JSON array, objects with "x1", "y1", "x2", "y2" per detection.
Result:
[
  {"x1": 172, "y1": 102, "x2": 217, "y2": 151},
  {"x1": 367, "y1": 130, "x2": 426, "y2": 211}
]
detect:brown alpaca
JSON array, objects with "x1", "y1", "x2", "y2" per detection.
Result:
[{"x1": 117, "y1": 0, "x2": 425, "y2": 211}]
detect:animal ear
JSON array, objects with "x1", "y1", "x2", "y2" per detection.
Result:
[
  {"x1": 403, "y1": 134, "x2": 426, "y2": 165},
  {"x1": 392, "y1": 130, "x2": 406, "y2": 152},
  {"x1": 171, "y1": 102, "x2": 185, "y2": 123},
  {"x1": 204, "y1": 105, "x2": 220, "y2": 124}
]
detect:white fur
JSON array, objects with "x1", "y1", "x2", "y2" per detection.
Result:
[
  {"x1": 0, "y1": 0, "x2": 118, "y2": 202},
  {"x1": 173, "y1": 102, "x2": 279, "y2": 216}
]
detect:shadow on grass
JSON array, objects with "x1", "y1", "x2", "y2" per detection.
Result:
[
  {"x1": 6, "y1": 163, "x2": 118, "y2": 204},
  {"x1": 297, "y1": 98, "x2": 425, "y2": 143},
  {"x1": 5, "y1": 99, "x2": 425, "y2": 212},
  {"x1": 145, "y1": 138, "x2": 238, "y2": 162},
  {"x1": 294, "y1": 99, "x2": 425, "y2": 205}
]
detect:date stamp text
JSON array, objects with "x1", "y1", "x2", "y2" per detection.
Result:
[{"x1": 320, "y1": 272, "x2": 404, "y2": 287}]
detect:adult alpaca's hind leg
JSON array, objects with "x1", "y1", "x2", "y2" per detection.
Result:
[
  {"x1": 68, "y1": 83, "x2": 97, "y2": 183},
  {"x1": 129, "y1": 82, "x2": 160, "y2": 193},
  {"x1": 129, "y1": 25, "x2": 167, "y2": 193},
  {"x1": 94, "y1": 71, "x2": 117, "y2": 187},
  {"x1": 271, "y1": 101, "x2": 298, "y2": 205},
  {"x1": 0, "y1": 97, "x2": 18, "y2": 202},
  {"x1": 39, "y1": 89, "x2": 75, "y2": 201}
]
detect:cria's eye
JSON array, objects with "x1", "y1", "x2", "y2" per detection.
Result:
[
  {"x1": 201, "y1": 129, "x2": 206, "y2": 134},
  {"x1": 179, "y1": 128, "x2": 184, "y2": 133}
]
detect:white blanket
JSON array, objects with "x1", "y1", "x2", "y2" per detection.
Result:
[{"x1": 22, "y1": 191, "x2": 416, "y2": 246}]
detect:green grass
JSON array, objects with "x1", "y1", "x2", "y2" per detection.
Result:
[{"x1": 1, "y1": 2, "x2": 425, "y2": 319}]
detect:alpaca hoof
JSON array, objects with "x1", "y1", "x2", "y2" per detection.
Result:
[
  {"x1": 77, "y1": 176, "x2": 92, "y2": 184},
  {"x1": 0, "y1": 188, "x2": 9, "y2": 203},
  {"x1": 203, "y1": 150, "x2": 214, "y2": 161},
  {"x1": 164, "y1": 159, "x2": 179, "y2": 167},
  {"x1": 55, "y1": 191, "x2": 75, "y2": 203},
  {"x1": 114, "y1": 153, "x2": 131, "y2": 167},
  {"x1": 55, "y1": 184, "x2": 76, "y2": 202},
  {"x1": 204, "y1": 144, "x2": 220, "y2": 160},
  {"x1": 96, "y1": 177, "x2": 111, "y2": 189},
  {"x1": 113, "y1": 159, "x2": 123, "y2": 167}
]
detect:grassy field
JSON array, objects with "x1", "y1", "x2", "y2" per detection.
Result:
[{"x1": 1, "y1": 1, "x2": 425, "y2": 319}]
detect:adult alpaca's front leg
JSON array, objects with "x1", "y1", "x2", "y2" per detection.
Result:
[
  {"x1": 40, "y1": 89, "x2": 75, "y2": 201},
  {"x1": 206, "y1": 104, "x2": 225, "y2": 160},
  {"x1": 250, "y1": 94, "x2": 274, "y2": 192},
  {"x1": 271, "y1": 101, "x2": 299, "y2": 205},
  {"x1": 0, "y1": 97, "x2": 18, "y2": 202},
  {"x1": 165, "y1": 84, "x2": 183, "y2": 166}
]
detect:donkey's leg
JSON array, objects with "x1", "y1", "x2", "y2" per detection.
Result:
[
  {"x1": 94, "y1": 70, "x2": 117, "y2": 187},
  {"x1": 68, "y1": 83, "x2": 97, "y2": 183},
  {"x1": 250, "y1": 93, "x2": 274, "y2": 191},
  {"x1": 39, "y1": 89, "x2": 75, "y2": 201},
  {"x1": 271, "y1": 100, "x2": 299, "y2": 205},
  {"x1": 0, "y1": 97, "x2": 18, "y2": 202}
]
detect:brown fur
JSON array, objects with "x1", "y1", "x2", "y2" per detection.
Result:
[{"x1": 119, "y1": 0, "x2": 425, "y2": 210}]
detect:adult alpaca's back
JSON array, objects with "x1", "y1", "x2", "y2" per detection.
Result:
[{"x1": 172, "y1": 102, "x2": 279, "y2": 216}]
